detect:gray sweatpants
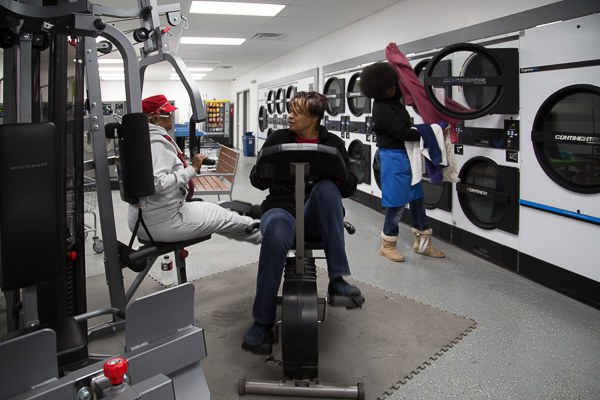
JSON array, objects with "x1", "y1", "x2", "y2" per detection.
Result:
[{"x1": 130, "y1": 201, "x2": 261, "y2": 244}]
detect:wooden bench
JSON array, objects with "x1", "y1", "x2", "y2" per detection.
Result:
[{"x1": 191, "y1": 145, "x2": 239, "y2": 201}]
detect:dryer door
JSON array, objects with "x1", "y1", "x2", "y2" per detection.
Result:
[
  {"x1": 285, "y1": 86, "x2": 297, "y2": 113},
  {"x1": 347, "y1": 73, "x2": 371, "y2": 116},
  {"x1": 424, "y1": 43, "x2": 518, "y2": 119},
  {"x1": 275, "y1": 88, "x2": 286, "y2": 115},
  {"x1": 324, "y1": 77, "x2": 345, "y2": 115},
  {"x1": 373, "y1": 149, "x2": 382, "y2": 190},
  {"x1": 267, "y1": 90, "x2": 276, "y2": 114},
  {"x1": 348, "y1": 139, "x2": 371, "y2": 185},
  {"x1": 532, "y1": 84, "x2": 600, "y2": 194},
  {"x1": 456, "y1": 156, "x2": 519, "y2": 234},
  {"x1": 258, "y1": 105, "x2": 268, "y2": 133},
  {"x1": 422, "y1": 178, "x2": 452, "y2": 211}
]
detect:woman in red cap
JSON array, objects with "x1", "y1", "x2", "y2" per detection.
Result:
[{"x1": 127, "y1": 94, "x2": 261, "y2": 244}]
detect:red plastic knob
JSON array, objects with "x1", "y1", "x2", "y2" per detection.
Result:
[
  {"x1": 180, "y1": 249, "x2": 189, "y2": 259},
  {"x1": 103, "y1": 357, "x2": 128, "y2": 385},
  {"x1": 68, "y1": 251, "x2": 77, "y2": 260}
]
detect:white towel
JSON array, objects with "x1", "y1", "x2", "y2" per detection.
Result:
[{"x1": 405, "y1": 128, "x2": 423, "y2": 186}]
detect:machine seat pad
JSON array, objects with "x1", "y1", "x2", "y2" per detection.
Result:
[
  {"x1": 137, "y1": 234, "x2": 212, "y2": 249},
  {"x1": 118, "y1": 235, "x2": 211, "y2": 272},
  {"x1": 1, "y1": 316, "x2": 88, "y2": 371}
]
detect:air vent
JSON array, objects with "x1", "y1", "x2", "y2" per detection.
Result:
[
  {"x1": 216, "y1": 65, "x2": 235, "y2": 69},
  {"x1": 250, "y1": 33, "x2": 286, "y2": 40}
]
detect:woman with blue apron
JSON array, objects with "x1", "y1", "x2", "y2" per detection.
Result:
[{"x1": 360, "y1": 63, "x2": 445, "y2": 261}]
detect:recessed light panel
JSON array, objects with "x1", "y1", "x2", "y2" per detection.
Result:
[
  {"x1": 190, "y1": 1, "x2": 285, "y2": 17},
  {"x1": 180, "y1": 37, "x2": 246, "y2": 45}
]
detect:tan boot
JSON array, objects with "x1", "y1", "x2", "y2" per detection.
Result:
[
  {"x1": 379, "y1": 232, "x2": 405, "y2": 262},
  {"x1": 412, "y1": 228, "x2": 445, "y2": 258}
]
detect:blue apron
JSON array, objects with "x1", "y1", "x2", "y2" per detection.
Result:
[{"x1": 379, "y1": 148, "x2": 424, "y2": 207}]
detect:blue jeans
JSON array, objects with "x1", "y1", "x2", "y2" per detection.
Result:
[
  {"x1": 383, "y1": 197, "x2": 429, "y2": 236},
  {"x1": 252, "y1": 180, "x2": 351, "y2": 326}
]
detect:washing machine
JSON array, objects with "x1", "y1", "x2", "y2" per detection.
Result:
[
  {"x1": 345, "y1": 68, "x2": 384, "y2": 211},
  {"x1": 323, "y1": 71, "x2": 346, "y2": 131},
  {"x1": 420, "y1": 33, "x2": 522, "y2": 268},
  {"x1": 517, "y1": 13, "x2": 600, "y2": 306}
]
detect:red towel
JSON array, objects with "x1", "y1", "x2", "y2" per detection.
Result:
[{"x1": 385, "y1": 43, "x2": 471, "y2": 143}]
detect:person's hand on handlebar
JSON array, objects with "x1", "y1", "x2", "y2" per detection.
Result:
[{"x1": 192, "y1": 153, "x2": 208, "y2": 173}]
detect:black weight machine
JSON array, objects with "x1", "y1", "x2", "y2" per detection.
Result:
[
  {"x1": 240, "y1": 143, "x2": 366, "y2": 399},
  {"x1": 0, "y1": 0, "x2": 231, "y2": 398}
]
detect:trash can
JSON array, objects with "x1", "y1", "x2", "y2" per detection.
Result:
[{"x1": 242, "y1": 132, "x2": 255, "y2": 157}]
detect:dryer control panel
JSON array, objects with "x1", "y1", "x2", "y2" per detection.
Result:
[{"x1": 456, "y1": 120, "x2": 519, "y2": 150}]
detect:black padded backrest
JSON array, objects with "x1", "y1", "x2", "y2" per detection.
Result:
[
  {"x1": 256, "y1": 143, "x2": 346, "y2": 180},
  {"x1": 0, "y1": 123, "x2": 62, "y2": 290},
  {"x1": 116, "y1": 113, "x2": 155, "y2": 203}
]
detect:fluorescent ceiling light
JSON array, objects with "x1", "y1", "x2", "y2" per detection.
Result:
[
  {"x1": 101, "y1": 77, "x2": 125, "y2": 80},
  {"x1": 171, "y1": 77, "x2": 204, "y2": 80},
  {"x1": 181, "y1": 37, "x2": 246, "y2": 45},
  {"x1": 190, "y1": 1, "x2": 285, "y2": 17},
  {"x1": 98, "y1": 59, "x2": 124, "y2": 64},
  {"x1": 171, "y1": 73, "x2": 206, "y2": 78},
  {"x1": 172, "y1": 67, "x2": 213, "y2": 72},
  {"x1": 535, "y1": 20, "x2": 562, "y2": 28}
]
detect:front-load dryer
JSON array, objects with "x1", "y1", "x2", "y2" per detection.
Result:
[
  {"x1": 420, "y1": 34, "x2": 522, "y2": 267},
  {"x1": 518, "y1": 13, "x2": 600, "y2": 307},
  {"x1": 345, "y1": 69, "x2": 382, "y2": 209}
]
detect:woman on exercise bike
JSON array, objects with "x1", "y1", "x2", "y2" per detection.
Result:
[{"x1": 242, "y1": 91, "x2": 363, "y2": 354}]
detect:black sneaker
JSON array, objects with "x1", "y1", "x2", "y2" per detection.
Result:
[
  {"x1": 328, "y1": 278, "x2": 362, "y2": 297},
  {"x1": 241, "y1": 322, "x2": 274, "y2": 354}
]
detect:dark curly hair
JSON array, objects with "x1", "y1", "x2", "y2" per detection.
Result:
[{"x1": 358, "y1": 62, "x2": 399, "y2": 100}]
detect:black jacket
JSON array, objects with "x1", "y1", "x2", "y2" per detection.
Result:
[
  {"x1": 373, "y1": 89, "x2": 420, "y2": 150},
  {"x1": 249, "y1": 125, "x2": 358, "y2": 216}
]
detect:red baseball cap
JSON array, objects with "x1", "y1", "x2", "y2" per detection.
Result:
[{"x1": 142, "y1": 94, "x2": 177, "y2": 117}]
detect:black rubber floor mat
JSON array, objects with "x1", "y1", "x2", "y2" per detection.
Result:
[{"x1": 193, "y1": 263, "x2": 476, "y2": 400}]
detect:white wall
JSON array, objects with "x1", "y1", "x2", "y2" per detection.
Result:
[
  {"x1": 229, "y1": 0, "x2": 562, "y2": 146},
  {"x1": 100, "y1": 79, "x2": 230, "y2": 125}
]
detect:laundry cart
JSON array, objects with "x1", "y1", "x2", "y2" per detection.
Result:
[
  {"x1": 84, "y1": 176, "x2": 103, "y2": 253},
  {"x1": 196, "y1": 134, "x2": 221, "y2": 172}
]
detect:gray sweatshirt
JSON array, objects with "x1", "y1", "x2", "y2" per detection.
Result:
[{"x1": 128, "y1": 124, "x2": 196, "y2": 225}]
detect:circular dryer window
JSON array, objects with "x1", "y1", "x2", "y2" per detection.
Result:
[
  {"x1": 461, "y1": 53, "x2": 500, "y2": 110},
  {"x1": 532, "y1": 84, "x2": 600, "y2": 194},
  {"x1": 324, "y1": 77, "x2": 345, "y2": 115},
  {"x1": 347, "y1": 73, "x2": 371, "y2": 116},
  {"x1": 457, "y1": 158, "x2": 509, "y2": 228},
  {"x1": 373, "y1": 150, "x2": 382, "y2": 190},
  {"x1": 413, "y1": 59, "x2": 452, "y2": 115},
  {"x1": 348, "y1": 140, "x2": 369, "y2": 184},
  {"x1": 258, "y1": 106, "x2": 268, "y2": 132},
  {"x1": 276, "y1": 88, "x2": 286, "y2": 114},
  {"x1": 422, "y1": 176, "x2": 445, "y2": 209},
  {"x1": 285, "y1": 86, "x2": 297, "y2": 113},
  {"x1": 267, "y1": 90, "x2": 276, "y2": 114}
]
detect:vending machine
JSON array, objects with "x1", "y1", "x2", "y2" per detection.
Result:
[{"x1": 205, "y1": 100, "x2": 233, "y2": 147}]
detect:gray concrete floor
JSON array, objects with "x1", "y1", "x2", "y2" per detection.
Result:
[{"x1": 4, "y1": 150, "x2": 600, "y2": 399}]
